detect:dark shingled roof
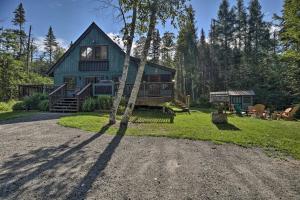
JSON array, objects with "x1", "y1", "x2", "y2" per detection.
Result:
[{"x1": 46, "y1": 22, "x2": 175, "y2": 76}]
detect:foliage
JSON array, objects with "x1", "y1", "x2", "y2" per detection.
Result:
[
  {"x1": 38, "y1": 99, "x2": 49, "y2": 111},
  {"x1": 44, "y1": 26, "x2": 58, "y2": 64},
  {"x1": 23, "y1": 93, "x2": 48, "y2": 110},
  {"x1": 96, "y1": 95, "x2": 113, "y2": 110},
  {"x1": 12, "y1": 101, "x2": 26, "y2": 111},
  {"x1": 294, "y1": 104, "x2": 300, "y2": 119},
  {"x1": 0, "y1": 100, "x2": 17, "y2": 112},
  {"x1": 58, "y1": 109, "x2": 300, "y2": 159},
  {"x1": 82, "y1": 97, "x2": 96, "y2": 112},
  {"x1": 0, "y1": 4, "x2": 62, "y2": 102}
]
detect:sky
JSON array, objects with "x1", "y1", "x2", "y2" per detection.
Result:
[{"x1": 0, "y1": 0, "x2": 283, "y2": 49}]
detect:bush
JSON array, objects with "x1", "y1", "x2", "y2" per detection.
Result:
[
  {"x1": 38, "y1": 100, "x2": 49, "y2": 111},
  {"x1": 96, "y1": 95, "x2": 113, "y2": 110},
  {"x1": 294, "y1": 104, "x2": 300, "y2": 119},
  {"x1": 12, "y1": 101, "x2": 26, "y2": 111},
  {"x1": 82, "y1": 97, "x2": 96, "y2": 112},
  {"x1": 117, "y1": 105, "x2": 125, "y2": 114},
  {"x1": 190, "y1": 97, "x2": 212, "y2": 108},
  {"x1": 23, "y1": 93, "x2": 48, "y2": 110},
  {"x1": 0, "y1": 100, "x2": 17, "y2": 112},
  {"x1": 0, "y1": 102, "x2": 10, "y2": 112}
]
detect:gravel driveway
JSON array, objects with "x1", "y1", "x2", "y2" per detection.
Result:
[{"x1": 0, "y1": 113, "x2": 299, "y2": 200}]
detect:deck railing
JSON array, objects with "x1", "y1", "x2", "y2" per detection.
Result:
[
  {"x1": 75, "y1": 83, "x2": 92, "y2": 111},
  {"x1": 18, "y1": 84, "x2": 56, "y2": 99},
  {"x1": 175, "y1": 89, "x2": 190, "y2": 109},
  {"x1": 49, "y1": 83, "x2": 66, "y2": 109},
  {"x1": 115, "y1": 82, "x2": 175, "y2": 98}
]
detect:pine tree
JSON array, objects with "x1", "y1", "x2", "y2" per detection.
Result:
[
  {"x1": 12, "y1": 3, "x2": 26, "y2": 58},
  {"x1": 150, "y1": 29, "x2": 161, "y2": 63},
  {"x1": 161, "y1": 32, "x2": 175, "y2": 67},
  {"x1": 44, "y1": 26, "x2": 58, "y2": 64},
  {"x1": 175, "y1": 5, "x2": 198, "y2": 99},
  {"x1": 214, "y1": 0, "x2": 236, "y2": 89},
  {"x1": 235, "y1": 0, "x2": 247, "y2": 49},
  {"x1": 279, "y1": 0, "x2": 300, "y2": 101},
  {"x1": 133, "y1": 36, "x2": 146, "y2": 58}
]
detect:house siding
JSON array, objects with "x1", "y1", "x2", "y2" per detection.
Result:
[{"x1": 53, "y1": 27, "x2": 173, "y2": 88}]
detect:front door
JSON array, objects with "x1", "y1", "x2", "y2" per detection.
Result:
[{"x1": 63, "y1": 76, "x2": 76, "y2": 96}]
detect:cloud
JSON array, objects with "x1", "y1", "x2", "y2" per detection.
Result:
[
  {"x1": 35, "y1": 36, "x2": 69, "y2": 52},
  {"x1": 107, "y1": 32, "x2": 137, "y2": 55}
]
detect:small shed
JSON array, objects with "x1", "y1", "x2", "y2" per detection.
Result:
[{"x1": 210, "y1": 90, "x2": 255, "y2": 110}]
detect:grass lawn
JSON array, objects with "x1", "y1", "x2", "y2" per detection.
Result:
[
  {"x1": 0, "y1": 111, "x2": 36, "y2": 122},
  {"x1": 58, "y1": 109, "x2": 300, "y2": 159}
]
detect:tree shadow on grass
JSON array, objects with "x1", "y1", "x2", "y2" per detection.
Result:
[
  {"x1": 215, "y1": 123, "x2": 241, "y2": 131},
  {"x1": 0, "y1": 123, "x2": 112, "y2": 199}
]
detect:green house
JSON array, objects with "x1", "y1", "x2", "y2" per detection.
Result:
[{"x1": 46, "y1": 22, "x2": 178, "y2": 112}]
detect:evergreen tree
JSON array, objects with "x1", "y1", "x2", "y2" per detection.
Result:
[
  {"x1": 161, "y1": 31, "x2": 175, "y2": 67},
  {"x1": 279, "y1": 0, "x2": 300, "y2": 102},
  {"x1": 214, "y1": 0, "x2": 236, "y2": 89},
  {"x1": 175, "y1": 5, "x2": 198, "y2": 99},
  {"x1": 133, "y1": 36, "x2": 146, "y2": 58},
  {"x1": 12, "y1": 3, "x2": 26, "y2": 58},
  {"x1": 44, "y1": 26, "x2": 58, "y2": 64},
  {"x1": 150, "y1": 29, "x2": 161, "y2": 63},
  {"x1": 235, "y1": 0, "x2": 247, "y2": 49}
]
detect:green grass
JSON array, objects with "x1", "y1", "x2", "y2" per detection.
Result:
[
  {"x1": 0, "y1": 111, "x2": 36, "y2": 121},
  {"x1": 58, "y1": 109, "x2": 300, "y2": 159}
]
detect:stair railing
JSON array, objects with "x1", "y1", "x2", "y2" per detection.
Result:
[
  {"x1": 49, "y1": 83, "x2": 66, "y2": 110},
  {"x1": 174, "y1": 89, "x2": 190, "y2": 109},
  {"x1": 75, "y1": 83, "x2": 92, "y2": 111}
]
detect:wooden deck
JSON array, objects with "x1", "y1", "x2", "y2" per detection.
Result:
[{"x1": 29, "y1": 81, "x2": 190, "y2": 112}]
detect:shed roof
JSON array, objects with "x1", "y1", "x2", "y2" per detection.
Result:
[
  {"x1": 228, "y1": 90, "x2": 255, "y2": 96},
  {"x1": 210, "y1": 90, "x2": 255, "y2": 96}
]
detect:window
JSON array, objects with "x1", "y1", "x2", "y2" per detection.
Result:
[
  {"x1": 243, "y1": 96, "x2": 251, "y2": 104},
  {"x1": 80, "y1": 46, "x2": 108, "y2": 60},
  {"x1": 64, "y1": 76, "x2": 76, "y2": 90},
  {"x1": 81, "y1": 47, "x2": 93, "y2": 60},
  {"x1": 161, "y1": 74, "x2": 172, "y2": 82}
]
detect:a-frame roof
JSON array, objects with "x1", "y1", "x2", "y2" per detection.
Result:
[{"x1": 46, "y1": 22, "x2": 175, "y2": 76}]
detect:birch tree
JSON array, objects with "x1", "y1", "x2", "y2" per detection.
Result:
[
  {"x1": 121, "y1": 0, "x2": 187, "y2": 125},
  {"x1": 109, "y1": 0, "x2": 139, "y2": 124}
]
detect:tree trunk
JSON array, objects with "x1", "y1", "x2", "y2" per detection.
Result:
[
  {"x1": 109, "y1": 5, "x2": 137, "y2": 124},
  {"x1": 121, "y1": 4, "x2": 158, "y2": 125},
  {"x1": 26, "y1": 25, "x2": 32, "y2": 74}
]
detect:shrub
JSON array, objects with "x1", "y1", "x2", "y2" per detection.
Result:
[
  {"x1": 294, "y1": 104, "x2": 300, "y2": 119},
  {"x1": 23, "y1": 93, "x2": 48, "y2": 110},
  {"x1": 0, "y1": 100, "x2": 17, "y2": 112},
  {"x1": 0, "y1": 102, "x2": 10, "y2": 112},
  {"x1": 96, "y1": 95, "x2": 113, "y2": 110},
  {"x1": 82, "y1": 97, "x2": 96, "y2": 112},
  {"x1": 38, "y1": 100, "x2": 49, "y2": 111},
  {"x1": 117, "y1": 105, "x2": 125, "y2": 114},
  {"x1": 12, "y1": 101, "x2": 26, "y2": 111}
]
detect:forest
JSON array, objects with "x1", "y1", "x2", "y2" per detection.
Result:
[{"x1": 0, "y1": 0, "x2": 299, "y2": 111}]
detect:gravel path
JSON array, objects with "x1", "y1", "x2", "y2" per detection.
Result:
[{"x1": 0, "y1": 113, "x2": 299, "y2": 200}]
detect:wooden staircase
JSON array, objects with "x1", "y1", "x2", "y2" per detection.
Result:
[
  {"x1": 50, "y1": 97, "x2": 78, "y2": 112},
  {"x1": 174, "y1": 89, "x2": 190, "y2": 113},
  {"x1": 49, "y1": 83, "x2": 92, "y2": 113}
]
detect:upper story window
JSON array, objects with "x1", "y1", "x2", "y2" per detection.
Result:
[{"x1": 80, "y1": 45, "x2": 108, "y2": 60}]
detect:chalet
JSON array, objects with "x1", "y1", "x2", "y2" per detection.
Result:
[{"x1": 44, "y1": 22, "x2": 188, "y2": 112}]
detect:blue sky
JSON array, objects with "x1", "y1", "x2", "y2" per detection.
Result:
[{"x1": 0, "y1": 0, "x2": 283, "y2": 49}]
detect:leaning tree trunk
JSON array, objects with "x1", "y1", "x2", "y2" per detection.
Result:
[
  {"x1": 109, "y1": 6, "x2": 137, "y2": 124},
  {"x1": 121, "y1": 5, "x2": 158, "y2": 125}
]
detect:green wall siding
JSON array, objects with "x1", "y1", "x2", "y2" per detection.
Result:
[{"x1": 53, "y1": 26, "x2": 173, "y2": 88}]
